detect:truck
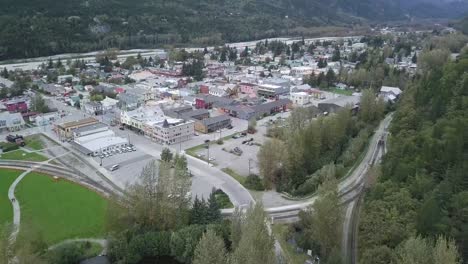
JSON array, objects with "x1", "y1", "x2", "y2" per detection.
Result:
[{"x1": 6, "y1": 134, "x2": 26, "y2": 147}]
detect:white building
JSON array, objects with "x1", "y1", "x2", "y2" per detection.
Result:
[
  {"x1": 290, "y1": 92, "x2": 312, "y2": 106},
  {"x1": 380, "y1": 86, "x2": 402, "y2": 102},
  {"x1": 143, "y1": 118, "x2": 194, "y2": 145},
  {"x1": 0, "y1": 112, "x2": 25, "y2": 132},
  {"x1": 101, "y1": 97, "x2": 119, "y2": 112},
  {"x1": 74, "y1": 128, "x2": 128, "y2": 155},
  {"x1": 121, "y1": 105, "x2": 194, "y2": 145}
]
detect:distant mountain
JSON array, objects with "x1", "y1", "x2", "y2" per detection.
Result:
[{"x1": 0, "y1": 0, "x2": 466, "y2": 60}]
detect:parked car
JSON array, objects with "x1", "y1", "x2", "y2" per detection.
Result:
[{"x1": 110, "y1": 164, "x2": 120, "y2": 171}]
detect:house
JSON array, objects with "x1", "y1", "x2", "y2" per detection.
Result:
[
  {"x1": 82, "y1": 101, "x2": 103, "y2": 116},
  {"x1": 0, "y1": 112, "x2": 25, "y2": 132},
  {"x1": 290, "y1": 92, "x2": 312, "y2": 106},
  {"x1": 380, "y1": 86, "x2": 402, "y2": 102},
  {"x1": 55, "y1": 117, "x2": 99, "y2": 139},
  {"x1": 194, "y1": 115, "x2": 232, "y2": 133},
  {"x1": 0, "y1": 77, "x2": 13, "y2": 89},
  {"x1": 318, "y1": 95, "x2": 361, "y2": 113},
  {"x1": 41, "y1": 84, "x2": 65, "y2": 96},
  {"x1": 101, "y1": 97, "x2": 119, "y2": 112},
  {"x1": 57, "y1": 75, "x2": 74, "y2": 84},
  {"x1": 4, "y1": 100, "x2": 28, "y2": 113},
  {"x1": 35, "y1": 113, "x2": 57, "y2": 126}
]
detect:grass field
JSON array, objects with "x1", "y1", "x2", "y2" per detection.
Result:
[
  {"x1": 330, "y1": 87, "x2": 354, "y2": 96},
  {"x1": 0, "y1": 169, "x2": 22, "y2": 226},
  {"x1": 0, "y1": 149, "x2": 48, "y2": 162},
  {"x1": 16, "y1": 172, "x2": 108, "y2": 244},
  {"x1": 24, "y1": 135, "x2": 45, "y2": 150}
]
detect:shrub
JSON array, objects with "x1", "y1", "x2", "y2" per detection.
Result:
[
  {"x1": 0, "y1": 142, "x2": 19, "y2": 152},
  {"x1": 216, "y1": 139, "x2": 224, "y2": 145},
  {"x1": 244, "y1": 174, "x2": 265, "y2": 191}
]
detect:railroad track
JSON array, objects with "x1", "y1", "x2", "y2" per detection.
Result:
[{"x1": 0, "y1": 160, "x2": 118, "y2": 197}]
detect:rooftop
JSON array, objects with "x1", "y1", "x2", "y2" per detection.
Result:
[{"x1": 58, "y1": 117, "x2": 98, "y2": 129}]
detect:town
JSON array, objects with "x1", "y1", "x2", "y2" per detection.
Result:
[{"x1": 0, "y1": 25, "x2": 466, "y2": 264}]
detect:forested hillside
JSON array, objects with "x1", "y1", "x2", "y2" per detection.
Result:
[
  {"x1": 358, "y1": 45, "x2": 468, "y2": 262},
  {"x1": 0, "y1": 0, "x2": 467, "y2": 60}
]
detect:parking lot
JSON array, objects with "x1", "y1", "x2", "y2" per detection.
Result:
[
  {"x1": 92, "y1": 145, "x2": 154, "y2": 187},
  {"x1": 192, "y1": 110, "x2": 291, "y2": 177}
]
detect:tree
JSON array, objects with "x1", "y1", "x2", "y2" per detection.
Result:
[
  {"x1": 299, "y1": 175, "x2": 342, "y2": 259},
  {"x1": 332, "y1": 47, "x2": 341, "y2": 62},
  {"x1": 193, "y1": 229, "x2": 227, "y2": 264},
  {"x1": 207, "y1": 190, "x2": 222, "y2": 223},
  {"x1": 220, "y1": 49, "x2": 227, "y2": 62},
  {"x1": 258, "y1": 138, "x2": 287, "y2": 188},
  {"x1": 170, "y1": 225, "x2": 205, "y2": 263},
  {"x1": 30, "y1": 93, "x2": 49, "y2": 113},
  {"x1": 47, "y1": 243, "x2": 86, "y2": 264},
  {"x1": 190, "y1": 196, "x2": 208, "y2": 225},
  {"x1": 397, "y1": 236, "x2": 433, "y2": 264},
  {"x1": 230, "y1": 203, "x2": 275, "y2": 264},
  {"x1": 325, "y1": 68, "x2": 336, "y2": 87},
  {"x1": 114, "y1": 160, "x2": 191, "y2": 231},
  {"x1": 359, "y1": 89, "x2": 384, "y2": 123},
  {"x1": 230, "y1": 207, "x2": 244, "y2": 250},
  {"x1": 161, "y1": 148, "x2": 173, "y2": 162},
  {"x1": 1, "y1": 67, "x2": 9, "y2": 78},
  {"x1": 248, "y1": 118, "x2": 257, "y2": 133},
  {"x1": 433, "y1": 236, "x2": 460, "y2": 264}
]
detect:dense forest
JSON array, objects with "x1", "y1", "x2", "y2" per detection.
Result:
[
  {"x1": 0, "y1": 0, "x2": 466, "y2": 60},
  {"x1": 358, "y1": 45, "x2": 468, "y2": 262}
]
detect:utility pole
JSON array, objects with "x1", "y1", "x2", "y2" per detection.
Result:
[
  {"x1": 248, "y1": 158, "x2": 253, "y2": 176},
  {"x1": 205, "y1": 139, "x2": 210, "y2": 165}
]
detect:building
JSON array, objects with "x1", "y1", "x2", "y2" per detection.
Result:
[
  {"x1": 318, "y1": 95, "x2": 361, "y2": 113},
  {"x1": 257, "y1": 84, "x2": 289, "y2": 98},
  {"x1": 290, "y1": 92, "x2": 311, "y2": 106},
  {"x1": 0, "y1": 112, "x2": 25, "y2": 132},
  {"x1": 82, "y1": 101, "x2": 103, "y2": 115},
  {"x1": 122, "y1": 105, "x2": 194, "y2": 145},
  {"x1": 118, "y1": 93, "x2": 144, "y2": 111},
  {"x1": 4, "y1": 100, "x2": 28, "y2": 113},
  {"x1": 380, "y1": 86, "x2": 402, "y2": 102},
  {"x1": 223, "y1": 99, "x2": 290, "y2": 120},
  {"x1": 0, "y1": 77, "x2": 13, "y2": 89},
  {"x1": 35, "y1": 113, "x2": 57, "y2": 126},
  {"x1": 73, "y1": 127, "x2": 128, "y2": 156},
  {"x1": 239, "y1": 83, "x2": 258, "y2": 98},
  {"x1": 144, "y1": 118, "x2": 194, "y2": 145},
  {"x1": 194, "y1": 115, "x2": 232, "y2": 133},
  {"x1": 101, "y1": 97, "x2": 119, "y2": 112},
  {"x1": 55, "y1": 117, "x2": 99, "y2": 139}
]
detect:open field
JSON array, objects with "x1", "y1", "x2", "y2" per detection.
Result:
[
  {"x1": 0, "y1": 149, "x2": 48, "y2": 162},
  {"x1": 16, "y1": 172, "x2": 108, "y2": 244},
  {"x1": 24, "y1": 135, "x2": 45, "y2": 150},
  {"x1": 0, "y1": 169, "x2": 22, "y2": 226}
]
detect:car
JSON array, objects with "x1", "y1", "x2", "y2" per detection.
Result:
[
  {"x1": 131, "y1": 147, "x2": 137, "y2": 151},
  {"x1": 110, "y1": 164, "x2": 120, "y2": 171},
  {"x1": 194, "y1": 133, "x2": 199, "y2": 136},
  {"x1": 100, "y1": 155, "x2": 105, "y2": 159},
  {"x1": 209, "y1": 157, "x2": 215, "y2": 161}
]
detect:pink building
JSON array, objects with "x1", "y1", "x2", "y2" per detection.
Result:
[{"x1": 239, "y1": 83, "x2": 258, "y2": 98}]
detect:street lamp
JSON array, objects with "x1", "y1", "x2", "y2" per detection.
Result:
[{"x1": 205, "y1": 139, "x2": 210, "y2": 165}]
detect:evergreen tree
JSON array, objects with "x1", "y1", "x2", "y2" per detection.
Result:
[
  {"x1": 1, "y1": 68, "x2": 8, "y2": 78},
  {"x1": 207, "y1": 190, "x2": 221, "y2": 223},
  {"x1": 160, "y1": 148, "x2": 173, "y2": 162},
  {"x1": 190, "y1": 196, "x2": 208, "y2": 225},
  {"x1": 193, "y1": 229, "x2": 227, "y2": 264}
]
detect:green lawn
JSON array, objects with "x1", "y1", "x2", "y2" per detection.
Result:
[
  {"x1": 16, "y1": 173, "x2": 108, "y2": 244},
  {"x1": 330, "y1": 87, "x2": 354, "y2": 96},
  {"x1": 24, "y1": 135, "x2": 45, "y2": 150},
  {"x1": 0, "y1": 169, "x2": 22, "y2": 226},
  {"x1": 0, "y1": 149, "x2": 48, "y2": 162}
]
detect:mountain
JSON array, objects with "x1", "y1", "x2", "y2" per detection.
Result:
[{"x1": 0, "y1": 0, "x2": 467, "y2": 60}]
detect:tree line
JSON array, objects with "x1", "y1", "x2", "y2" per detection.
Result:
[{"x1": 358, "y1": 42, "x2": 468, "y2": 263}]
